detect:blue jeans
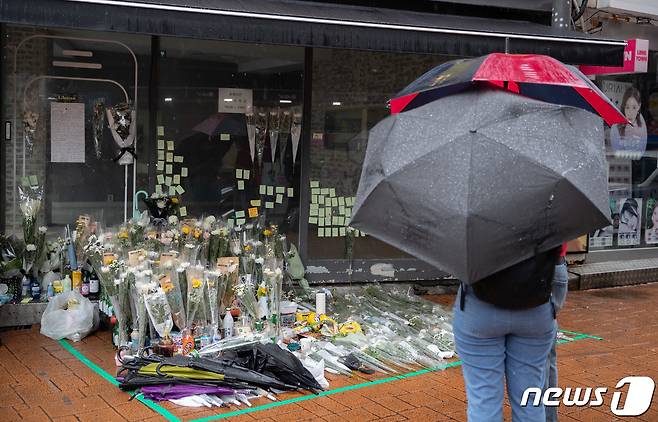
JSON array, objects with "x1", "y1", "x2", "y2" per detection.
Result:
[
  {"x1": 545, "y1": 263, "x2": 569, "y2": 422},
  {"x1": 454, "y1": 287, "x2": 557, "y2": 422}
]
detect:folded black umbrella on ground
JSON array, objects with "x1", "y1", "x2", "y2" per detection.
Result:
[{"x1": 190, "y1": 355, "x2": 297, "y2": 391}]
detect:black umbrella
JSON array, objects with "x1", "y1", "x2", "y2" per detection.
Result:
[
  {"x1": 229, "y1": 343, "x2": 323, "y2": 392},
  {"x1": 190, "y1": 355, "x2": 297, "y2": 391},
  {"x1": 351, "y1": 88, "x2": 611, "y2": 284}
]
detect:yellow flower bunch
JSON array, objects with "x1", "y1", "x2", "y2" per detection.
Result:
[
  {"x1": 181, "y1": 225, "x2": 191, "y2": 235},
  {"x1": 118, "y1": 231, "x2": 129, "y2": 239},
  {"x1": 191, "y1": 278, "x2": 202, "y2": 289},
  {"x1": 171, "y1": 197, "x2": 179, "y2": 204},
  {"x1": 193, "y1": 229, "x2": 202, "y2": 239}
]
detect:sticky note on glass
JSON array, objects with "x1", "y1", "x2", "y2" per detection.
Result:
[
  {"x1": 165, "y1": 176, "x2": 172, "y2": 186},
  {"x1": 155, "y1": 185, "x2": 162, "y2": 194},
  {"x1": 250, "y1": 200, "x2": 261, "y2": 207},
  {"x1": 157, "y1": 161, "x2": 164, "y2": 171},
  {"x1": 310, "y1": 181, "x2": 319, "y2": 188},
  {"x1": 339, "y1": 197, "x2": 345, "y2": 206},
  {"x1": 312, "y1": 195, "x2": 318, "y2": 204},
  {"x1": 332, "y1": 228, "x2": 339, "y2": 237},
  {"x1": 220, "y1": 133, "x2": 230, "y2": 141},
  {"x1": 181, "y1": 167, "x2": 188, "y2": 177},
  {"x1": 157, "y1": 175, "x2": 165, "y2": 184},
  {"x1": 168, "y1": 186, "x2": 176, "y2": 196},
  {"x1": 340, "y1": 227, "x2": 346, "y2": 237},
  {"x1": 157, "y1": 126, "x2": 165, "y2": 136},
  {"x1": 339, "y1": 206, "x2": 345, "y2": 215},
  {"x1": 287, "y1": 188, "x2": 294, "y2": 197},
  {"x1": 227, "y1": 219, "x2": 234, "y2": 229},
  {"x1": 157, "y1": 139, "x2": 165, "y2": 149},
  {"x1": 244, "y1": 170, "x2": 250, "y2": 179},
  {"x1": 259, "y1": 185, "x2": 266, "y2": 195},
  {"x1": 319, "y1": 217, "x2": 325, "y2": 226},
  {"x1": 176, "y1": 185, "x2": 185, "y2": 195},
  {"x1": 346, "y1": 197, "x2": 353, "y2": 207},
  {"x1": 338, "y1": 217, "x2": 345, "y2": 226},
  {"x1": 174, "y1": 155, "x2": 183, "y2": 163},
  {"x1": 167, "y1": 141, "x2": 174, "y2": 151},
  {"x1": 311, "y1": 188, "x2": 320, "y2": 195},
  {"x1": 318, "y1": 228, "x2": 324, "y2": 237},
  {"x1": 179, "y1": 206, "x2": 187, "y2": 217},
  {"x1": 310, "y1": 208, "x2": 318, "y2": 217},
  {"x1": 332, "y1": 216, "x2": 340, "y2": 225},
  {"x1": 248, "y1": 207, "x2": 258, "y2": 218},
  {"x1": 265, "y1": 202, "x2": 274, "y2": 209},
  {"x1": 329, "y1": 188, "x2": 336, "y2": 197},
  {"x1": 158, "y1": 151, "x2": 165, "y2": 160},
  {"x1": 276, "y1": 186, "x2": 285, "y2": 194},
  {"x1": 318, "y1": 196, "x2": 325, "y2": 205},
  {"x1": 173, "y1": 175, "x2": 180, "y2": 184},
  {"x1": 166, "y1": 153, "x2": 173, "y2": 162},
  {"x1": 321, "y1": 188, "x2": 329, "y2": 195},
  {"x1": 346, "y1": 208, "x2": 352, "y2": 218},
  {"x1": 267, "y1": 186, "x2": 274, "y2": 196},
  {"x1": 235, "y1": 210, "x2": 245, "y2": 219},
  {"x1": 236, "y1": 218, "x2": 246, "y2": 226},
  {"x1": 166, "y1": 164, "x2": 173, "y2": 174},
  {"x1": 236, "y1": 169, "x2": 243, "y2": 179},
  {"x1": 318, "y1": 208, "x2": 325, "y2": 218},
  {"x1": 332, "y1": 198, "x2": 338, "y2": 207},
  {"x1": 20, "y1": 176, "x2": 30, "y2": 187},
  {"x1": 309, "y1": 217, "x2": 318, "y2": 224},
  {"x1": 237, "y1": 180, "x2": 245, "y2": 190},
  {"x1": 276, "y1": 194, "x2": 283, "y2": 204}
]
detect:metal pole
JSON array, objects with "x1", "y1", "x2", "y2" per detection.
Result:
[{"x1": 552, "y1": 0, "x2": 572, "y2": 33}]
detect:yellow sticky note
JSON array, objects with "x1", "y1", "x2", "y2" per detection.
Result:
[
  {"x1": 157, "y1": 139, "x2": 165, "y2": 149},
  {"x1": 173, "y1": 175, "x2": 180, "y2": 184},
  {"x1": 310, "y1": 181, "x2": 319, "y2": 188},
  {"x1": 166, "y1": 153, "x2": 173, "y2": 163},
  {"x1": 157, "y1": 161, "x2": 164, "y2": 171},
  {"x1": 267, "y1": 186, "x2": 274, "y2": 196},
  {"x1": 179, "y1": 206, "x2": 187, "y2": 217},
  {"x1": 220, "y1": 133, "x2": 230, "y2": 141},
  {"x1": 157, "y1": 126, "x2": 165, "y2": 136},
  {"x1": 265, "y1": 202, "x2": 274, "y2": 209},
  {"x1": 167, "y1": 141, "x2": 174, "y2": 151},
  {"x1": 181, "y1": 167, "x2": 188, "y2": 177},
  {"x1": 174, "y1": 155, "x2": 183, "y2": 163},
  {"x1": 250, "y1": 200, "x2": 261, "y2": 207},
  {"x1": 288, "y1": 188, "x2": 294, "y2": 198},
  {"x1": 176, "y1": 185, "x2": 185, "y2": 195},
  {"x1": 276, "y1": 194, "x2": 283, "y2": 204},
  {"x1": 276, "y1": 186, "x2": 285, "y2": 194},
  {"x1": 248, "y1": 207, "x2": 258, "y2": 218},
  {"x1": 166, "y1": 164, "x2": 173, "y2": 174},
  {"x1": 157, "y1": 175, "x2": 165, "y2": 184},
  {"x1": 259, "y1": 185, "x2": 266, "y2": 195},
  {"x1": 244, "y1": 170, "x2": 250, "y2": 179},
  {"x1": 237, "y1": 180, "x2": 245, "y2": 190},
  {"x1": 236, "y1": 169, "x2": 243, "y2": 179}
]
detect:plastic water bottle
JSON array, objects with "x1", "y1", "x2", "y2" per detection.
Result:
[
  {"x1": 223, "y1": 309, "x2": 234, "y2": 339},
  {"x1": 47, "y1": 282, "x2": 54, "y2": 301},
  {"x1": 62, "y1": 275, "x2": 72, "y2": 292},
  {"x1": 21, "y1": 275, "x2": 30, "y2": 299},
  {"x1": 31, "y1": 280, "x2": 40, "y2": 301}
]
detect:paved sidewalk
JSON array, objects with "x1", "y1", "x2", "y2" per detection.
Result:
[{"x1": 1, "y1": 283, "x2": 658, "y2": 421}]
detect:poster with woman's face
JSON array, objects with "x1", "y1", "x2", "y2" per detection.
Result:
[
  {"x1": 589, "y1": 198, "x2": 616, "y2": 248},
  {"x1": 618, "y1": 198, "x2": 642, "y2": 246},
  {"x1": 604, "y1": 82, "x2": 648, "y2": 159},
  {"x1": 646, "y1": 198, "x2": 658, "y2": 245}
]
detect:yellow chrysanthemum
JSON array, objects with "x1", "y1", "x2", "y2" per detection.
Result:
[
  {"x1": 181, "y1": 226, "x2": 191, "y2": 235},
  {"x1": 171, "y1": 197, "x2": 179, "y2": 204},
  {"x1": 118, "y1": 231, "x2": 129, "y2": 239},
  {"x1": 263, "y1": 229, "x2": 273, "y2": 237},
  {"x1": 192, "y1": 278, "x2": 202, "y2": 289},
  {"x1": 193, "y1": 229, "x2": 202, "y2": 239}
]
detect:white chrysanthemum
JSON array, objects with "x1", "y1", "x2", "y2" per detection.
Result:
[
  {"x1": 255, "y1": 257, "x2": 264, "y2": 265},
  {"x1": 211, "y1": 229, "x2": 220, "y2": 236},
  {"x1": 38, "y1": 226, "x2": 47, "y2": 233},
  {"x1": 101, "y1": 266, "x2": 110, "y2": 274},
  {"x1": 168, "y1": 215, "x2": 178, "y2": 225},
  {"x1": 26, "y1": 244, "x2": 36, "y2": 251}
]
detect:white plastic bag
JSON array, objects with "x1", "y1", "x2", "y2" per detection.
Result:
[{"x1": 40, "y1": 290, "x2": 94, "y2": 341}]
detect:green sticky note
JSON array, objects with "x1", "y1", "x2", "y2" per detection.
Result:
[
  {"x1": 340, "y1": 227, "x2": 346, "y2": 237},
  {"x1": 20, "y1": 176, "x2": 30, "y2": 187},
  {"x1": 237, "y1": 180, "x2": 245, "y2": 190},
  {"x1": 220, "y1": 133, "x2": 230, "y2": 141},
  {"x1": 236, "y1": 169, "x2": 243, "y2": 179},
  {"x1": 319, "y1": 218, "x2": 325, "y2": 227},
  {"x1": 176, "y1": 185, "x2": 185, "y2": 195},
  {"x1": 318, "y1": 228, "x2": 324, "y2": 237},
  {"x1": 265, "y1": 202, "x2": 274, "y2": 209},
  {"x1": 329, "y1": 188, "x2": 336, "y2": 197},
  {"x1": 311, "y1": 188, "x2": 320, "y2": 195},
  {"x1": 310, "y1": 181, "x2": 319, "y2": 188},
  {"x1": 235, "y1": 210, "x2": 245, "y2": 219},
  {"x1": 168, "y1": 186, "x2": 176, "y2": 196},
  {"x1": 181, "y1": 167, "x2": 188, "y2": 177},
  {"x1": 267, "y1": 186, "x2": 274, "y2": 196},
  {"x1": 320, "y1": 188, "x2": 328, "y2": 195},
  {"x1": 259, "y1": 185, "x2": 266, "y2": 195},
  {"x1": 173, "y1": 175, "x2": 180, "y2": 184},
  {"x1": 332, "y1": 216, "x2": 339, "y2": 226},
  {"x1": 155, "y1": 185, "x2": 162, "y2": 194},
  {"x1": 276, "y1": 194, "x2": 283, "y2": 204},
  {"x1": 250, "y1": 200, "x2": 261, "y2": 207},
  {"x1": 310, "y1": 203, "x2": 319, "y2": 211},
  {"x1": 164, "y1": 176, "x2": 172, "y2": 186},
  {"x1": 339, "y1": 197, "x2": 345, "y2": 207},
  {"x1": 166, "y1": 152, "x2": 173, "y2": 162},
  {"x1": 339, "y1": 206, "x2": 346, "y2": 215},
  {"x1": 346, "y1": 197, "x2": 353, "y2": 207},
  {"x1": 310, "y1": 209, "x2": 318, "y2": 217},
  {"x1": 157, "y1": 139, "x2": 165, "y2": 149},
  {"x1": 332, "y1": 197, "x2": 338, "y2": 207},
  {"x1": 318, "y1": 196, "x2": 325, "y2": 205},
  {"x1": 167, "y1": 141, "x2": 174, "y2": 151},
  {"x1": 179, "y1": 206, "x2": 187, "y2": 217},
  {"x1": 332, "y1": 228, "x2": 339, "y2": 237},
  {"x1": 288, "y1": 188, "x2": 294, "y2": 198},
  {"x1": 236, "y1": 218, "x2": 246, "y2": 225},
  {"x1": 158, "y1": 150, "x2": 165, "y2": 160},
  {"x1": 309, "y1": 217, "x2": 318, "y2": 225},
  {"x1": 276, "y1": 186, "x2": 285, "y2": 194},
  {"x1": 157, "y1": 175, "x2": 165, "y2": 184},
  {"x1": 244, "y1": 170, "x2": 250, "y2": 179},
  {"x1": 29, "y1": 175, "x2": 38, "y2": 186},
  {"x1": 346, "y1": 208, "x2": 352, "y2": 218},
  {"x1": 319, "y1": 208, "x2": 325, "y2": 218},
  {"x1": 157, "y1": 161, "x2": 164, "y2": 171},
  {"x1": 157, "y1": 126, "x2": 165, "y2": 136},
  {"x1": 227, "y1": 219, "x2": 234, "y2": 229},
  {"x1": 312, "y1": 195, "x2": 318, "y2": 204},
  {"x1": 166, "y1": 164, "x2": 173, "y2": 174},
  {"x1": 174, "y1": 155, "x2": 183, "y2": 163},
  {"x1": 338, "y1": 217, "x2": 345, "y2": 226}
]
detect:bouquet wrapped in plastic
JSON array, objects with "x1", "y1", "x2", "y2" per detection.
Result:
[
  {"x1": 185, "y1": 265, "x2": 206, "y2": 332},
  {"x1": 157, "y1": 257, "x2": 186, "y2": 331},
  {"x1": 144, "y1": 286, "x2": 174, "y2": 339}
]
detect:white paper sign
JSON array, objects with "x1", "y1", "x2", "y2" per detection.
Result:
[
  {"x1": 218, "y1": 88, "x2": 253, "y2": 114},
  {"x1": 51, "y1": 102, "x2": 85, "y2": 163}
]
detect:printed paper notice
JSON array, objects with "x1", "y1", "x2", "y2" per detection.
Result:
[{"x1": 51, "y1": 102, "x2": 85, "y2": 163}]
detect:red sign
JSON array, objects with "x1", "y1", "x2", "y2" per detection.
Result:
[{"x1": 580, "y1": 39, "x2": 649, "y2": 76}]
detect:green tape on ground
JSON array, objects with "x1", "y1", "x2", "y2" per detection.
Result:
[
  {"x1": 559, "y1": 329, "x2": 603, "y2": 340},
  {"x1": 57, "y1": 339, "x2": 180, "y2": 422}
]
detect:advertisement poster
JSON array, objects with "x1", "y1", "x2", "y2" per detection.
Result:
[
  {"x1": 589, "y1": 198, "x2": 617, "y2": 248},
  {"x1": 646, "y1": 198, "x2": 658, "y2": 244},
  {"x1": 618, "y1": 198, "x2": 642, "y2": 246},
  {"x1": 601, "y1": 80, "x2": 647, "y2": 158}
]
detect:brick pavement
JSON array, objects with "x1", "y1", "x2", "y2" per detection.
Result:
[{"x1": 1, "y1": 283, "x2": 658, "y2": 421}]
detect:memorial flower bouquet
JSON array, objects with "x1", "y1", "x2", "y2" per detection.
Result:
[
  {"x1": 18, "y1": 184, "x2": 44, "y2": 276},
  {"x1": 185, "y1": 265, "x2": 206, "y2": 330},
  {"x1": 144, "y1": 286, "x2": 174, "y2": 339},
  {"x1": 22, "y1": 110, "x2": 38, "y2": 157},
  {"x1": 157, "y1": 258, "x2": 186, "y2": 331}
]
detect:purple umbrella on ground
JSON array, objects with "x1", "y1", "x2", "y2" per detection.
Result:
[{"x1": 141, "y1": 384, "x2": 235, "y2": 401}]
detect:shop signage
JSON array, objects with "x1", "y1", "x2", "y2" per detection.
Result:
[
  {"x1": 218, "y1": 88, "x2": 253, "y2": 114},
  {"x1": 579, "y1": 39, "x2": 649, "y2": 75}
]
